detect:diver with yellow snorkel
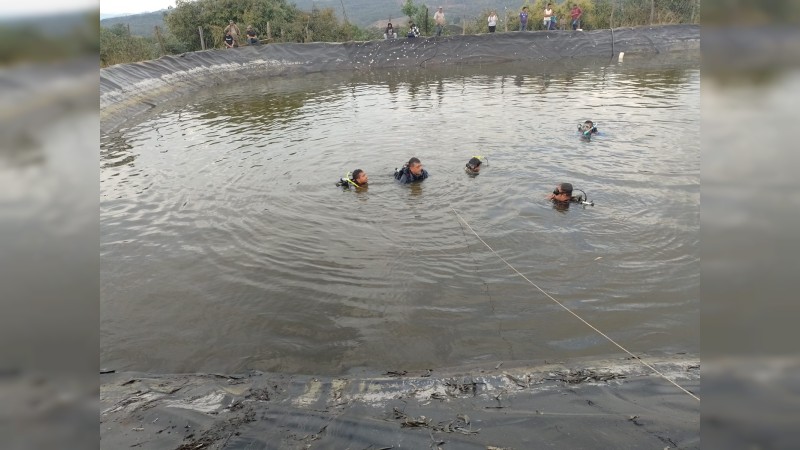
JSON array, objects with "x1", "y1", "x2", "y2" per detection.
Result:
[{"x1": 336, "y1": 169, "x2": 368, "y2": 189}]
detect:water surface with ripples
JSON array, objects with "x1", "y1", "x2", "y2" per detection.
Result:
[{"x1": 101, "y1": 55, "x2": 699, "y2": 376}]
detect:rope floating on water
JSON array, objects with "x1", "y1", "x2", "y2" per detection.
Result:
[{"x1": 450, "y1": 207, "x2": 700, "y2": 402}]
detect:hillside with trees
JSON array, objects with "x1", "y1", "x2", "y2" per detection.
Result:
[
  {"x1": 100, "y1": 0, "x2": 405, "y2": 33},
  {"x1": 100, "y1": 10, "x2": 166, "y2": 37},
  {"x1": 100, "y1": 0, "x2": 699, "y2": 67},
  {"x1": 292, "y1": 0, "x2": 402, "y2": 27},
  {"x1": 162, "y1": 0, "x2": 381, "y2": 51}
]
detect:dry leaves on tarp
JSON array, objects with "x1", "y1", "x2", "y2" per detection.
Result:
[
  {"x1": 392, "y1": 408, "x2": 480, "y2": 435},
  {"x1": 545, "y1": 368, "x2": 626, "y2": 384}
]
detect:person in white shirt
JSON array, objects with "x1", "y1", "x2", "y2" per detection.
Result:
[
  {"x1": 544, "y1": 3, "x2": 554, "y2": 30},
  {"x1": 487, "y1": 10, "x2": 498, "y2": 33},
  {"x1": 434, "y1": 6, "x2": 446, "y2": 36}
]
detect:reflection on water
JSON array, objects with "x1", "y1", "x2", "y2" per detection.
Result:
[{"x1": 101, "y1": 56, "x2": 699, "y2": 376}]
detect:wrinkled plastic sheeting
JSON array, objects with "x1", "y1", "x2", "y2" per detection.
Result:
[
  {"x1": 100, "y1": 24, "x2": 698, "y2": 130},
  {"x1": 100, "y1": 355, "x2": 700, "y2": 449}
]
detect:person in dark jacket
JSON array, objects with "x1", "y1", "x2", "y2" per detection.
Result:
[
  {"x1": 395, "y1": 157, "x2": 429, "y2": 184},
  {"x1": 407, "y1": 22, "x2": 421, "y2": 38},
  {"x1": 224, "y1": 32, "x2": 236, "y2": 48},
  {"x1": 245, "y1": 25, "x2": 259, "y2": 45},
  {"x1": 384, "y1": 22, "x2": 397, "y2": 39}
]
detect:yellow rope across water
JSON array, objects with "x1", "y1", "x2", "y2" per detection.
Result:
[{"x1": 450, "y1": 207, "x2": 700, "y2": 402}]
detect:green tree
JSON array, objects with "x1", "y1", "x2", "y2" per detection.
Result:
[
  {"x1": 163, "y1": 0, "x2": 203, "y2": 49},
  {"x1": 585, "y1": 0, "x2": 611, "y2": 30},
  {"x1": 401, "y1": 0, "x2": 420, "y2": 20},
  {"x1": 307, "y1": 7, "x2": 349, "y2": 42},
  {"x1": 109, "y1": 23, "x2": 130, "y2": 37},
  {"x1": 165, "y1": 0, "x2": 301, "y2": 50},
  {"x1": 164, "y1": 0, "x2": 377, "y2": 48},
  {"x1": 100, "y1": 27, "x2": 159, "y2": 66},
  {"x1": 399, "y1": 0, "x2": 433, "y2": 36}
]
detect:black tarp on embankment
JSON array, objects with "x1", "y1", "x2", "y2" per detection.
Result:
[
  {"x1": 100, "y1": 356, "x2": 700, "y2": 449},
  {"x1": 100, "y1": 24, "x2": 699, "y2": 130}
]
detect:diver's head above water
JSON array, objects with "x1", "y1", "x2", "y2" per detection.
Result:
[
  {"x1": 550, "y1": 182, "x2": 574, "y2": 202},
  {"x1": 351, "y1": 169, "x2": 368, "y2": 186},
  {"x1": 394, "y1": 157, "x2": 428, "y2": 183},
  {"x1": 336, "y1": 168, "x2": 368, "y2": 188},
  {"x1": 580, "y1": 120, "x2": 598, "y2": 134},
  {"x1": 548, "y1": 183, "x2": 593, "y2": 207},
  {"x1": 407, "y1": 157, "x2": 423, "y2": 176},
  {"x1": 465, "y1": 157, "x2": 482, "y2": 174}
]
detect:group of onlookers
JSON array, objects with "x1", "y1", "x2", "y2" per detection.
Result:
[
  {"x1": 511, "y1": 3, "x2": 584, "y2": 33},
  {"x1": 383, "y1": 5, "x2": 444, "y2": 40},
  {"x1": 383, "y1": 4, "x2": 584, "y2": 41},
  {"x1": 223, "y1": 20, "x2": 260, "y2": 48},
  {"x1": 384, "y1": 21, "x2": 421, "y2": 40},
  {"x1": 226, "y1": 3, "x2": 585, "y2": 48}
]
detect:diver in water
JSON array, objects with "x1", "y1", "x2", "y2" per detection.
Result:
[
  {"x1": 465, "y1": 156, "x2": 484, "y2": 175},
  {"x1": 336, "y1": 169, "x2": 368, "y2": 189},
  {"x1": 394, "y1": 157, "x2": 429, "y2": 184},
  {"x1": 548, "y1": 182, "x2": 592, "y2": 205},
  {"x1": 579, "y1": 120, "x2": 599, "y2": 139}
]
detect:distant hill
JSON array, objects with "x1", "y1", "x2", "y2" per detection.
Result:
[
  {"x1": 100, "y1": 10, "x2": 166, "y2": 37},
  {"x1": 293, "y1": 0, "x2": 404, "y2": 27},
  {"x1": 100, "y1": 13, "x2": 132, "y2": 20}
]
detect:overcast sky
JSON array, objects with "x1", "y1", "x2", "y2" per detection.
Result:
[
  {"x1": 100, "y1": 0, "x2": 174, "y2": 15},
  {"x1": 0, "y1": 0, "x2": 172, "y2": 17},
  {"x1": 0, "y1": 0, "x2": 98, "y2": 16}
]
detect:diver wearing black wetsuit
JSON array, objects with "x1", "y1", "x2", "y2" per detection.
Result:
[
  {"x1": 549, "y1": 182, "x2": 583, "y2": 203},
  {"x1": 395, "y1": 157, "x2": 428, "y2": 184}
]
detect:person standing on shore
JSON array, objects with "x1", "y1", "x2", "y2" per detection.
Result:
[
  {"x1": 434, "y1": 6, "x2": 446, "y2": 36},
  {"x1": 224, "y1": 20, "x2": 240, "y2": 46},
  {"x1": 544, "y1": 4, "x2": 554, "y2": 30},
  {"x1": 519, "y1": 6, "x2": 529, "y2": 31},
  {"x1": 488, "y1": 10, "x2": 498, "y2": 33},
  {"x1": 570, "y1": 4, "x2": 583, "y2": 30}
]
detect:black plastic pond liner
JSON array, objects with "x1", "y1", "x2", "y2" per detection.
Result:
[
  {"x1": 101, "y1": 24, "x2": 699, "y2": 131},
  {"x1": 98, "y1": 25, "x2": 701, "y2": 449},
  {"x1": 100, "y1": 356, "x2": 700, "y2": 449}
]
